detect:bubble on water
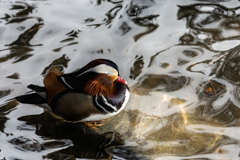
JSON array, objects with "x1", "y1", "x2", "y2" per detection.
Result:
[
  {"x1": 227, "y1": 10, "x2": 235, "y2": 17},
  {"x1": 197, "y1": 34, "x2": 208, "y2": 40}
]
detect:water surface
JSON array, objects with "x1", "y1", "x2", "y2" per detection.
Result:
[{"x1": 1, "y1": 0, "x2": 240, "y2": 159}]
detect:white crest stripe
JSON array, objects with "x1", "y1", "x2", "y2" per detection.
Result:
[
  {"x1": 76, "y1": 69, "x2": 89, "y2": 77},
  {"x1": 76, "y1": 64, "x2": 117, "y2": 77}
]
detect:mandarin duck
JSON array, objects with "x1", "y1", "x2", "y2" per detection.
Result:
[{"x1": 16, "y1": 59, "x2": 130, "y2": 128}]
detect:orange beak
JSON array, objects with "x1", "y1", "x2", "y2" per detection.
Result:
[{"x1": 115, "y1": 76, "x2": 127, "y2": 84}]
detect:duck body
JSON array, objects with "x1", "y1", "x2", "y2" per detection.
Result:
[{"x1": 16, "y1": 59, "x2": 130, "y2": 122}]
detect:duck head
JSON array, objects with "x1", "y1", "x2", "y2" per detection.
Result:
[{"x1": 60, "y1": 59, "x2": 127, "y2": 96}]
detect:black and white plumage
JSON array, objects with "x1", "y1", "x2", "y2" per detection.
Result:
[{"x1": 16, "y1": 59, "x2": 130, "y2": 122}]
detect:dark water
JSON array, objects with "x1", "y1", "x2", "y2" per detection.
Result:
[{"x1": 1, "y1": 0, "x2": 240, "y2": 159}]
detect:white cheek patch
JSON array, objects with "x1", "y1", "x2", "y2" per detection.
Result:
[{"x1": 77, "y1": 64, "x2": 118, "y2": 77}]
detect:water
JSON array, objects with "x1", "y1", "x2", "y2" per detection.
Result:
[{"x1": 1, "y1": 0, "x2": 240, "y2": 159}]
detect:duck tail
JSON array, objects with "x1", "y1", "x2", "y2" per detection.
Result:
[
  {"x1": 28, "y1": 84, "x2": 46, "y2": 92},
  {"x1": 15, "y1": 93, "x2": 47, "y2": 104},
  {"x1": 15, "y1": 84, "x2": 47, "y2": 104}
]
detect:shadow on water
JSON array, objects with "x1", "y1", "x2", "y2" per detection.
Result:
[
  {"x1": 14, "y1": 105, "x2": 150, "y2": 159},
  {"x1": 16, "y1": 111, "x2": 125, "y2": 159},
  {"x1": 2, "y1": 104, "x2": 233, "y2": 159}
]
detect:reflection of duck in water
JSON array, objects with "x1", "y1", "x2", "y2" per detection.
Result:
[{"x1": 16, "y1": 59, "x2": 130, "y2": 128}]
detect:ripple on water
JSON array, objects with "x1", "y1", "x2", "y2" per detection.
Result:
[
  {"x1": 1, "y1": 0, "x2": 240, "y2": 159},
  {"x1": 132, "y1": 74, "x2": 189, "y2": 95}
]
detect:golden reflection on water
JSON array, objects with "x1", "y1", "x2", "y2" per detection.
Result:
[
  {"x1": 180, "y1": 104, "x2": 188, "y2": 125},
  {"x1": 121, "y1": 107, "x2": 226, "y2": 158}
]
